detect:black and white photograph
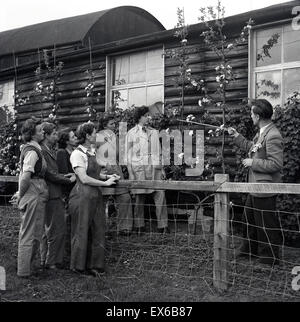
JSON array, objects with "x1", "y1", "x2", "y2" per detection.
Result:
[{"x1": 0, "y1": 0, "x2": 300, "y2": 307}]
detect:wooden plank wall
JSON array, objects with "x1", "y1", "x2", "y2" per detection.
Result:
[
  {"x1": 164, "y1": 36, "x2": 248, "y2": 116},
  {"x1": 15, "y1": 50, "x2": 106, "y2": 130}
]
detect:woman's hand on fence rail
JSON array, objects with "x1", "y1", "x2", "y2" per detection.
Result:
[
  {"x1": 109, "y1": 174, "x2": 121, "y2": 180},
  {"x1": 105, "y1": 174, "x2": 120, "y2": 186}
]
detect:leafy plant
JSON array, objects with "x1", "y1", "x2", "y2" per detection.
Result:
[
  {"x1": 0, "y1": 108, "x2": 21, "y2": 177},
  {"x1": 84, "y1": 68, "x2": 98, "y2": 121},
  {"x1": 256, "y1": 79, "x2": 281, "y2": 100},
  {"x1": 33, "y1": 48, "x2": 64, "y2": 120},
  {"x1": 273, "y1": 91, "x2": 300, "y2": 244},
  {"x1": 84, "y1": 41, "x2": 104, "y2": 122},
  {"x1": 165, "y1": 1, "x2": 253, "y2": 178},
  {"x1": 257, "y1": 33, "x2": 280, "y2": 62},
  {"x1": 193, "y1": 1, "x2": 253, "y2": 174}
]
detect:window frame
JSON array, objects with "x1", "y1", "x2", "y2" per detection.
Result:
[
  {"x1": 105, "y1": 45, "x2": 165, "y2": 111},
  {"x1": 249, "y1": 19, "x2": 300, "y2": 106},
  {"x1": 0, "y1": 78, "x2": 15, "y2": 123}
]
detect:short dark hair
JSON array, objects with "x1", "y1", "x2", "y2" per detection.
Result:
[
  {"x1": 251, "y1": 99, "x2": 273, "y2": 120},
  {"x1": 76, "y1": 122, "x2": 95, "y2": 144},
  {"x1": 58, "y1": 130, "x2": 70, "y2": 149},
  {"x1": 133, "y1": 106, "x2": 149, "y2": 124},
  {"x1": 98, "y1": 114, "x2": 115, "y2": 131},
  {"x1": 21, "y1": 117, "x2": 42, "y2": 142},
  {"x1": 41, "y1": 122, "x2": 56, "y2": 136}
]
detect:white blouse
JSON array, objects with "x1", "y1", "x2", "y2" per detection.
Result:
[{"x1": 70, "y1": 145, "x2": 95, "y2": 171}]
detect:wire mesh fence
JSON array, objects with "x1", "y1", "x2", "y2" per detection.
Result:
[
  {"x1": 1, "y1": 176, "x2": 300, "y2": 301},
  {"x1": 225, "y1": 201, "x2": 300, "y2": 300},
  {"x1": 103, "y1": 197, "x2": 300, "y2": 301}
]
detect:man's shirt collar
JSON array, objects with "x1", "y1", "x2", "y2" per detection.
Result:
[{"x1": 259, "y1": 122, "x2": 272, "y2": 136}]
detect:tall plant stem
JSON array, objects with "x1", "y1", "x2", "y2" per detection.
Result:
[
  {"x1": 53, "y1": 44, "x2": 58, "y2": 116},
  {"x1": 37, "y1": 48, "x2": 44, "y2": 120}
]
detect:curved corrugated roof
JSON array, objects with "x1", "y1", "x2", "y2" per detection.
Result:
[{"x1": 0, "y1": 6, "x2": 165, "y2": 57}]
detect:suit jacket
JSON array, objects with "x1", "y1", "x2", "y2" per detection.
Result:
[
  {"x1": 41, "y1": 143, "x2": 72, "y2": 199},
  {"x1": 233, "y1": 122, "x2": 283, "y2": 197}
]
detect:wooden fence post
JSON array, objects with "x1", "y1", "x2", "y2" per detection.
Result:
[
  {"x1": 0, "y1": 266, "x2": 6, "y2": 291},
  {"x1": 213, "y1": 174, "x2": 229, "y2": 291}
]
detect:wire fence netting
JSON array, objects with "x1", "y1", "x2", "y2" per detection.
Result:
[{"x1": 1, "y1": 191, "x2": 300, "y2": 301}]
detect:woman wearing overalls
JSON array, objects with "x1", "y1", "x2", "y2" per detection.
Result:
[
  {"x1": 14, "y1": 118, "x2": 49, "y2": 277},
  {"x1": 68, "y1": 122, "x2": 119, "y2": 276}
]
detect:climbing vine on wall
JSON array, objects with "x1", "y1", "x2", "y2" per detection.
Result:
[{"x1": 33, "y1": 48, "x2": 64, "y2": 120}]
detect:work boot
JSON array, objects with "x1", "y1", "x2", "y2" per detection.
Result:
[
  {"x1": 157, "y1": 227, "x2": 170, "y2": 234},
  {"x1": 87, "y1": 268, "x2": 106, "y2": 277}
]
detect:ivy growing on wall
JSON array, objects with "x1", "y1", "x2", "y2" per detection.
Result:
[
  {"x1": 0, "y1": 109, "x2": 21, "y2": 176},
  {"x1": 273, "y1": 92, "x2": 300, "y2": 244}
]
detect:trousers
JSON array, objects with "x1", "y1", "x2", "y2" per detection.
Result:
[
  {"x1": 69, "y1": 183, "x2": 106, "y2": 271},
  {"x1": 134, "y1": 191, "x2": 168, "y2": 229},
  {"x1": 40, "y1": 198, "x2": 66, "y2": 266},
  {"x1": 243, "y1": 195, "x2": 283, "y2": 259},
  {"x1": 17, "y1": 179, "x2": 48, "y2": 276},
  {"x1": 108, "y1": 193, "x2": 133, "y2": 232}
]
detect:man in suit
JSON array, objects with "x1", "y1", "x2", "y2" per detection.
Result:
[{"x1": 228, "y1": 99, "x2": 284, "y2": 266}]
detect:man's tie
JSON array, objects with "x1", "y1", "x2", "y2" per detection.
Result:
[{"x1": 253, "y1": 132, "x2": 260, "y2": 144}]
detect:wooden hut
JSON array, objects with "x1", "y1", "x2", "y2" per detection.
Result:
[
  {"x1": 0, "y1": 2, "x2": 299, "y2": 176},
  {"x1": 0, "y1": 6, "x2": 166, "y2": 126}
]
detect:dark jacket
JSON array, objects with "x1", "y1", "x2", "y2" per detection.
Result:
[
  {"x1": 233, "y1": 122, "x2": 283, "y2": 197},
  {"x1": 56, "y1": 148, "x2": 75, "y2": 196},
  {"x1": 57, "y1": 149, "x2": 73, "y2": 174},
  {"x1": 41, "y1": 143, "x2": 72, "y2": 199}
]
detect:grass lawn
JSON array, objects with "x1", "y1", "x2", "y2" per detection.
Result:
[{"x1": 1, "y1": 206, "x2": 300, "y2": 302}]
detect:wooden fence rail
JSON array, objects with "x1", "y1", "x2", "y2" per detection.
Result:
[{"x1": 2, "y1": 175, "x2": 300, "y2": 194}]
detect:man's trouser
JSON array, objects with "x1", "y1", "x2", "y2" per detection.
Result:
[
  {"x1": 18, "y1": 179, "x2": 48, "y2": 277},
  {"x1": 110, "y1": 193, "x2": 133, "y2": 232},
  {"x1": 242, "y1": 195, "x2": 283, "y2": 259},
  {"x1": 40, "y1": 198, "x2": 66, "y2": 266},
  {"x1": 134, "y1": 191, "x2": 168, "y2": 229}
]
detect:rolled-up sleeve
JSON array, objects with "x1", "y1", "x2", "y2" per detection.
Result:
[
  {"x1": 70, "y1": 150, "x2": 87, "y2": 170},
  {"x1": 22, "y1": 151, "x2": 39, "y2": 173}
]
